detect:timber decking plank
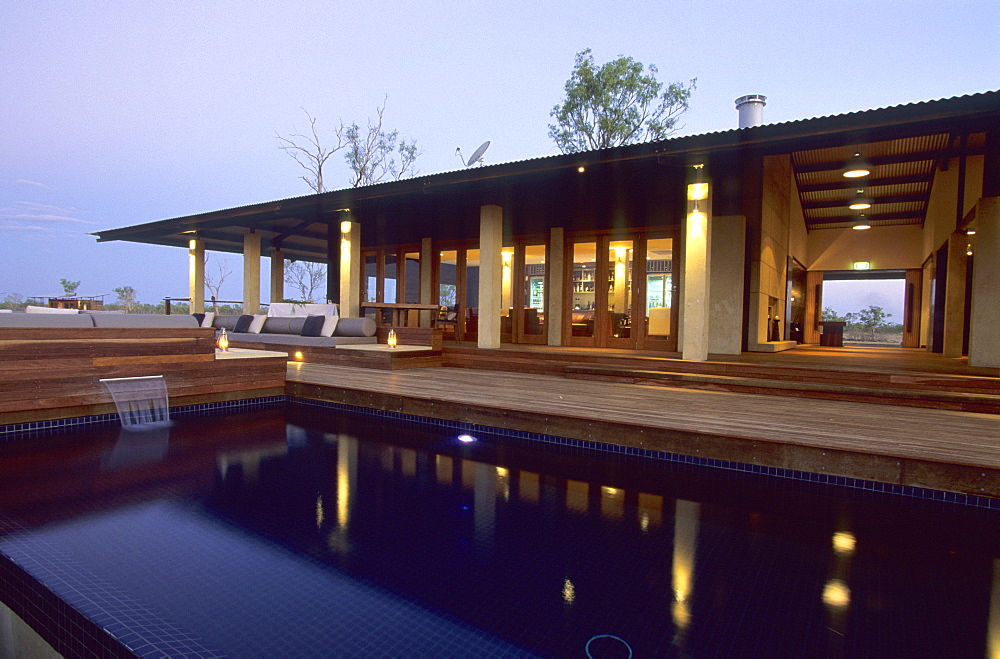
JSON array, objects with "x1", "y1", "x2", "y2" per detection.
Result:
[{"x1": 287, "y1": 363, "x2": 1000, "y2": 470}]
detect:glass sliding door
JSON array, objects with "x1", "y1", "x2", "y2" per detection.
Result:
[
  {"x1": 384, "y1": 253, "x2": 398, "y2": 303},
  {"x1": 464, "y1": 249, "x2": 479, "y2": 342},
  {"x1": 641, "y1": 237, "x2": 676, "y2": 351},
  {"x1": 569, "y1": 240, "x2": 603, "y2": 347},
  {"x1": 514, "y1": 243, "x2": 546, "y2": 344},
  {"x1": 402, "y1": 252, "x2": 420, "y2": 304},
  {"x1": 605, "y1": 239, "x2": 634, "y2": 347}
]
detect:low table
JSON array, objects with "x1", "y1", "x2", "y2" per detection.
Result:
[
  {"x1": 215, "y1": 347, "x2": 289, "y2": 360},
  {"x1": 323, "y1": 344, "x2": 442, "y2": 370}
]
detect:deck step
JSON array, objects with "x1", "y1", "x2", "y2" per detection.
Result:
[{"x1": 563, "y1": 365, "x2": 1000, "y2": 414}]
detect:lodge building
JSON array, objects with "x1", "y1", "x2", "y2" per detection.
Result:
[{"x1": 95, "y1": 91, "x2": 1000, "y2": 367}]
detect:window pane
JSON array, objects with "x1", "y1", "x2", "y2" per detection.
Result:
[
  {"x1": 646, "y1": 238, "x2": 673, "y2": 339},
  {"x1": 384, "y1": 253, "x2": 398, "y2": 303},
  {"x1": 571, "y1": 242, "x2": 596, "y2": 337},
  {"x1": 607, "y1": 240, "x2": 633, "y2": 339},
  {"x1": 363, "y1": 253, "x2": 377, "y2": 304},
  {"x1": 465, "y1": 249, "x2": 480, "y2": 339},
  {"x1": 403, "y1": 252, "x2": 420, "y2": 303},
  {"x1": 439, "y1": 250, "x2": 458, "y2": 308},
  {"x1": 523, "y1": 244, "x2": 545, "y2": 336}
]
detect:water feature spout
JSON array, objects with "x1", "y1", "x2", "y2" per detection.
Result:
[{"x1": 100, "y1": 375, "x2": 171, "y2": 429}]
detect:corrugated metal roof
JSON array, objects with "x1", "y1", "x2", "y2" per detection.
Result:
[{"x1": 94, "y1": 89, "x2": 999, "y2": 243}]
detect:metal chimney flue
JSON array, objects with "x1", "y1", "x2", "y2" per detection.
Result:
[{"x1": 735, "y1": 94, "x2": 767, "y2": 128}]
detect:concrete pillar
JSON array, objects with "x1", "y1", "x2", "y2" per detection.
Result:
[
  {"x1": 682, "y1": 172, "x2": 711, "y2": 361},
  {"x1": 419, "y1": 237, "x2": 433, "y2": 327},
  {"x1": 478, "y1": 205, "x2": 503, "y2": 349},
  {"x1": 340, "y1": 221, "x2": 361, "y2": 317},
  {"x1": 969, "y1": 197, "x2": 1000, "y2": 367},
  {"x1": 325, "y1": 222, "x2": 340, "y2": 304},
  {"x1": 943, "y1": 232, "x2": 968, "y2": 358},
  {"x1": 270, "y1": 249, "x2": 284, "y2": 304},
  {"x1": 547, "y1": 227, "x2": 565, "y2": 346},
  {"x1": 187, "y1": 238, "x2": 205, "y2": 313},
  {"x1": 708, "y1": 216, "x2": 745, "y2": 354},
  {"x1": 920, "y1": 260, "x2": 934, "y2": 350},
  {"x1": 242, "y1": 231, "x2": 261, "y2": 315}
]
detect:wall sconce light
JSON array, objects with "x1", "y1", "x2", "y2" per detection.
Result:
[
  {"x1": 852, "y1": 261, "x2": 871, "y2": 270},
  {"x1": 687, "y1": 182, "x2": 709, "y2": 201},
  {"x1": 577, "y1": 166, "x2": 586, "y2": 173},
  {"x1": 387, "y1": 328, "x2": 398, "y2": 348},
  {"x1": 188, "y1": 239, "x2": 198, "y2": 250},
  {"x1": 843, "y1": 152, "x2": 871, "y2": 178},
  {"x1": 216, "y1": 328, "x2": 229, "y2": 352},
  {"x1": 966, "y1": 244, "x2": 974, "y2": 256},
  {"x1": 340, "y1": 220, "x2": 352, "y2": 235},
  {"x1": 849, "y1": 189, "x2": 872, "y2": 210}
]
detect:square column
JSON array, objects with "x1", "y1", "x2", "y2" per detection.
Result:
[
  {"x1": 325, "y1": 221, "x2": 340, "y2": 304},
  {"x1": 943, "y1": 232, "x2": 968, "y2": 358},
  {"x1": 242, "y1": 231, "x2": 261, "y2": 315},
  {"x1": 547, "y1": 227, "x2": 565, "y2": 346},
  {"x1": 708, "y1": 215, "x2": 745, "y2": 354},
  {"x1": 969, "y1": 197, "x2": 1000, "y2": 367},
  {"x1": 270, "y1": 249, "x2": 284, "y2": 303},
  {"x1": 803, "y1": 270, "x2": 824, "y2": 344},
  {"x1": 682, "y1": 169, "x2": 711, "y2": 361},
  {"x1": 419, "y1": 237, "x2": 433, "y2": 327},
  {"x1": 478, "y1": 205, "x2": 503, "y2": 349},
  {"x1": 188, "y1": 238, "x2": 205, "y2": 313},
  {"x1": 340, "y1": 220, "x2": 361, "y2": 317}
]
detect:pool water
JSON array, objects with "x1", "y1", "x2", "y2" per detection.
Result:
[{"x1": 1, "y1": 403, "x2": 998, "y2": 657}]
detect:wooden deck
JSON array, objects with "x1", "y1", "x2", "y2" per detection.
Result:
[{"x1": 287, "y1": 345, "x2": 1000, "y2": 499}]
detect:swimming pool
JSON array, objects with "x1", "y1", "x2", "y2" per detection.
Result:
[{"x1": 1, "y1": 401, "x2": 998, "y2": 657}]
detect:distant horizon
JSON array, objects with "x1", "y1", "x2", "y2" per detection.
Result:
[{"x1": 822, "y1": 279, "x2": 905, "y2": 323}]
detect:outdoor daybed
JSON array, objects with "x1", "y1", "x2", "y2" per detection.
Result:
[{"x1": 207, "y1": 314, "x2": 377, "y2": 348}]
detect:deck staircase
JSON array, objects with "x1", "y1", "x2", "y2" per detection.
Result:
[{"x1": 441, "y1": 344, "x2": 1000, "y2": 414}]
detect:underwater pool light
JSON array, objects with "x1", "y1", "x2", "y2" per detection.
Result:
[{"x1": 457, "y1": 434, "x2": 477, "y2": 443}]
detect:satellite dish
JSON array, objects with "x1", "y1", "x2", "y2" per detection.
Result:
[
  {"x1": 456, "y1": 141, "x2": 491, "y2": 167},
  {"x1": 467, "y1": 141, "x2": 490, "y2": 166}
]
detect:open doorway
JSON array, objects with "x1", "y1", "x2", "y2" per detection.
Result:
[{"x1": 821, "y1": 271, "x2": 906, "y2": 346}]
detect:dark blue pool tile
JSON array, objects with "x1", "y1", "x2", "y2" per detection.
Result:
[{"x1": 287, "y1": 396, "x2": 1000, "y2": 511}]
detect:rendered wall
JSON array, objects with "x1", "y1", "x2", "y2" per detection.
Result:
[
  {"x1": 923, "y1": 153, "x2": 984, "y2": 257},
  {"x1": 708, "y1": 215, "x2": 745, "y2": 354},
  {"x1": 806, "y1": 225, "x2": 924, "y2": 271},
  {"x1": 747, "y1": 155, "x2": 791, "y2": 345}
]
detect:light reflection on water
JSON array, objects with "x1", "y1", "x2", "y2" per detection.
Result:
[{"x1": 2, "y1": 406, "x2": 998, "y2": 658}]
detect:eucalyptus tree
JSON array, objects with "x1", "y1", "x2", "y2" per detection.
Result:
[
  {"x1": 345, "y1": 96, "x2": 420, "y2": 187},
  {"x1": 276, "y1": 108, "x2": 347, "y2": 193},
  {"x1": 549, "y1": 48, "x2": 696, "y2": 153}
]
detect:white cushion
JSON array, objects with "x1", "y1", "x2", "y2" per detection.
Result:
[
  {"x1": 247, "y1": 314, "x2": 268, "y2": 333},
  {"x1": 200, "y1": 312, "x2": 215, "y2": 328},
  {"x1": 26, "y1": 305, "x2": 79, "y2": 314},
  {"x1": 319, "y1": 315, "x2": 339, "y2": 337}
]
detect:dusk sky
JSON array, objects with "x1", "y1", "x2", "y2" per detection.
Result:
[{"x1": 2, "y1": 1, "x2": 997, "y2": 311}]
